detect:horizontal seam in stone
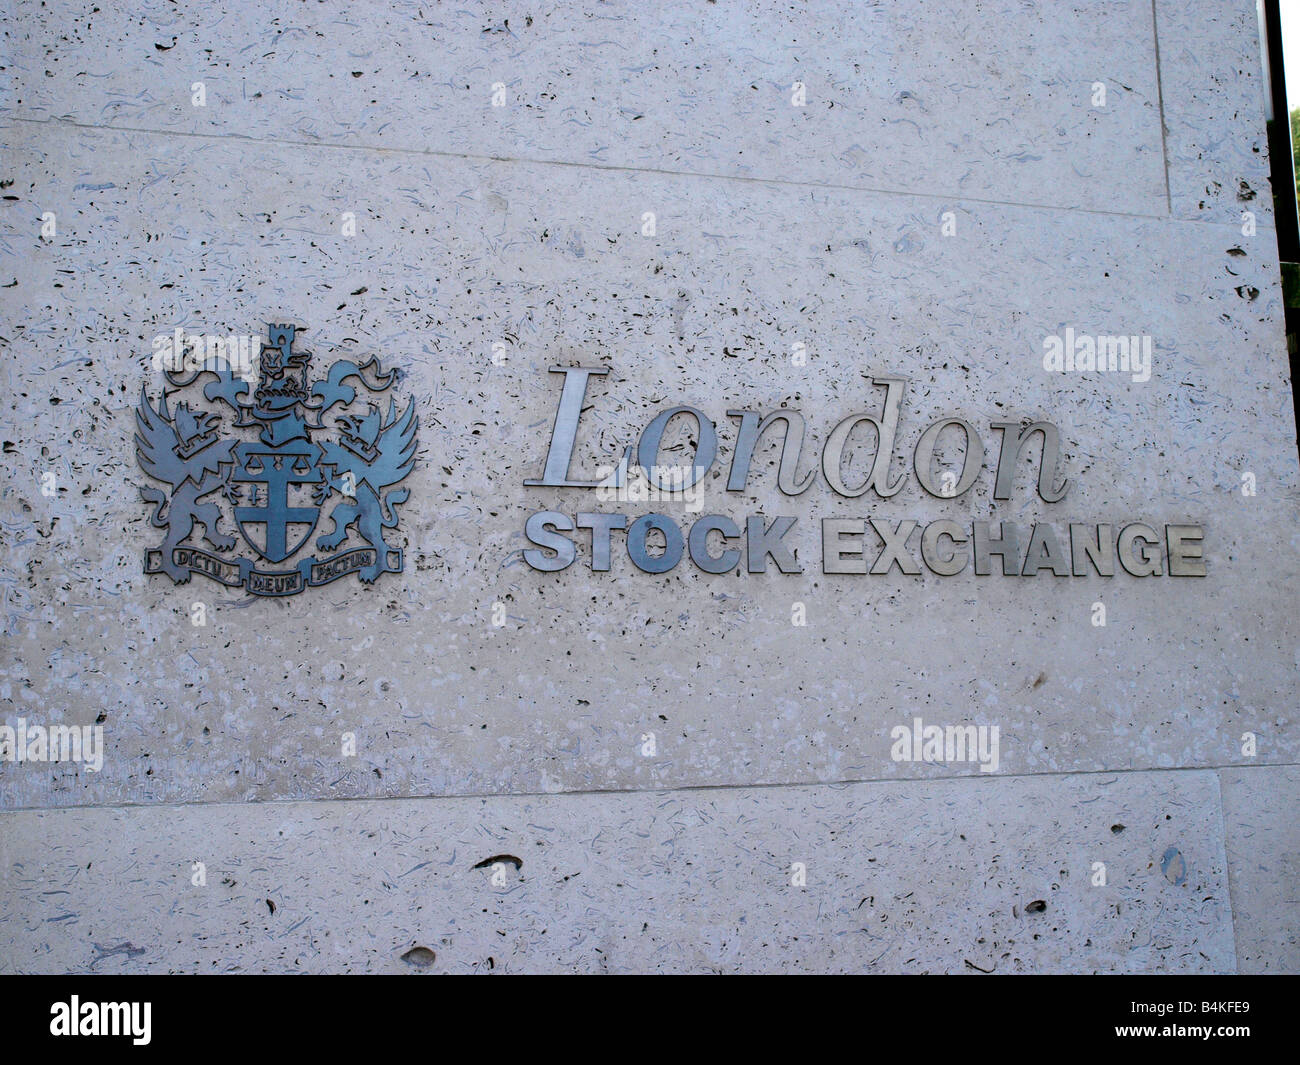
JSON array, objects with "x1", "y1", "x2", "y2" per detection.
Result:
[
  {"x1": 1, "y1": 113, "x2": 1220, "y2": 226},
  {"x1": 2, "y1": 761, "x2": 1296, "y2": 816}
]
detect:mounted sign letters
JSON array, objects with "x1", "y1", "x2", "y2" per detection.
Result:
[{"x1": 521, "y1": 366, "x2": 1207, "y2": 578}]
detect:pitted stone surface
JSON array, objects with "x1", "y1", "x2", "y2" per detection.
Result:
[
  {"x1": 1156, "y1": 0, "x2": 1275, "y2": 225},
  {"x1": 3, "y1": 0, "x2": 1170, "y2": 214},
  {"x1": 0, "y1": 0, "x2": 1294, "y2": 973},
  {"x1": 0, "y1": 117, "x2": 1296, "y2": 806},
  {"x1": 1219, "y1": 765, "x2": 1300, "y2": 974},
  {"x1": 0, "y1": 771, "x2": 1234, "y2": 973}
]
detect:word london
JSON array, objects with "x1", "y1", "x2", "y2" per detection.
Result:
[{"x1": 521, "y1": 367, "x2": 1206, "y2": 578}]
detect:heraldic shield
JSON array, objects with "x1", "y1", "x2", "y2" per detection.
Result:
[
  {"x1": 135, "y1": 323, "x2": 418, "y2": 596},
  {"x1": 232, "y1": 438, "x2": 322, "y2": 564}
]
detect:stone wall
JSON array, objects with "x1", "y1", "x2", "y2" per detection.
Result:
[{"x1": 0, "y1": 0, "x2": 1296, "y2": 972}]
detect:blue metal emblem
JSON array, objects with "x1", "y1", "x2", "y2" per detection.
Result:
[{"x1": 136, "y1": 324, "x2": 418, "y2": 595}]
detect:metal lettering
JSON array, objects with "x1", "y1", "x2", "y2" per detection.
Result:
[
  {"x1": 726, "y1": 410, "x2": 817, "y2": 495},
  {"x1": 627, "y1": 513, "x2": 684, "y2": 574},
  {"x1": 869, "y1": 519, "x2": 922, "y2": 575},
  {"x1": 821, "y1": 376, "x2": 908, "y2": 499},
  {"x1": 1166, "y1": 524, "x2": 1207, "y2": 577},
  {"x1": 1070, "y1": 523, "x2": 1115, "y2": 576},
  {"x1": 1117, "y1": 522, "x2": 1163, "y2": 576},
  {"x1": 576, "y1": 512, "x2": 627, "y2": 571},
  {"x1": 687, "y1": 514, "x2": 742, "y2": 574},
  {"x1": 746, "y1": 515, "x2": 801, "y2": 573},
  {"x1": 822, "y1": 518, "x2": 867, "y2": 574},
  {"x1": 991, "y1": 421, "x2": 1069, "y2": 502},
  {"x1": 972, "y1": 521, "x2": 1020, "y2": 576},
  {"x1": 921, "y1": 520, "x2": 969, "y2": 576},
  {"x1": 637, "y1": 405, "x2": 718, "y2": 491},
  {"x1": 1021, "y1": 523, "x2": 1070, "y2": 576},
  {"x1": 525, "y1": 366, "x2": 610, "y2": 487},
  {"x1": 914, "y1": 418, "x2": 984, "y2": 498},
  {"x1": 523, "y1": 511, "x2": 577, "y2": 571}
]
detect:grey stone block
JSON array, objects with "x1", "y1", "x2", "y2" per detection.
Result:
[
  {"x1": 1219, "y1": 765, "x2": 1300, "y2": 974},
  {"x1": 0, "y1": 770, "x2": 1234, "y2": 973}
]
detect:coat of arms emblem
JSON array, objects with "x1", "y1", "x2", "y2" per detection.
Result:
[{"x1": 136, "y1": 324, "x2": 418, "y2": 596}]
